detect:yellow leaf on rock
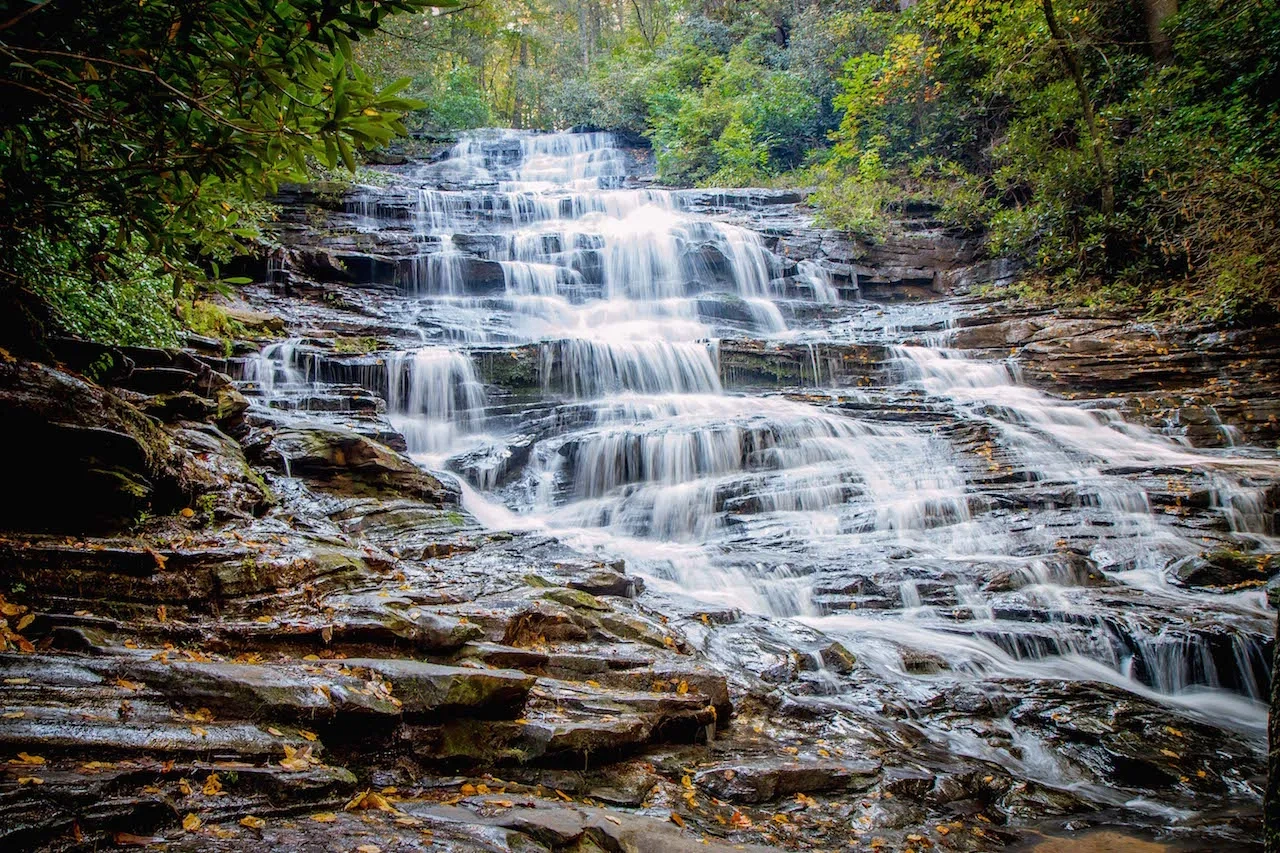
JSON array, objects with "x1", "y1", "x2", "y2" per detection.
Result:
[
  {"x1": 13, "y1": 752, "x2": 45, "y2": 765},
  {"x1": 18, "y1": 776, "x2": 44, "y2": 785},
  {"x1": 267, "y1": 727, "x2": 284, "y2": 736},
  {"x1": 182, "y1": 813, "x2": 202, "y2": 832},
  {"x1": 255, "y1": 616, "x2": 273, "y2": 624},
  {"x1": 357, "y1": 846, "x2": 381, "y2": 853},
  {"x1": 191, "y1": 726, "x2": 207, "y2": 737},
  {"x1": 299, "y1": 730, "x2": 317, "y2": 741},
  {"x1": 2, "y1": 711, "x2": 24, "y2": 719},
  {"x1": 310, "y1": 812, "x2": 337, "y2": 823},
  {"x1": 16, "y1": 614, "x2": 34, "y2": 632},
  {"x1": 669, "y1": 812, "x2": 685, "y2": 828},
  {"x1": 239, "y1": 816, "x2": 265, "y2": 829},
  {"x1": 202, "y1": 773, "x2": 223, "y2": 796}
]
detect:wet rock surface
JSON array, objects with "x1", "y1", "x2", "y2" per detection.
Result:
[{"x1": 2, "y1": 130, "x2": 1278, "y2": 851}]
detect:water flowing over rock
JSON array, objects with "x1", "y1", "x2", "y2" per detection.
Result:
[{"x1": 4, "y1": 129, "x2": 1279, "y2": 850}]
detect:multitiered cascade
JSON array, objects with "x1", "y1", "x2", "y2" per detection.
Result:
[{"x1": 245, "y1": 129, "x2": 1279, "y2": 836}]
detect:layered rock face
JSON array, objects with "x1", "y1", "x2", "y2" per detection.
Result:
[{"x1": 2, "y1": 130, "x2": 1278, "y2": 852}]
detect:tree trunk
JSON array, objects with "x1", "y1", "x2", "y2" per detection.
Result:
[
  {"x1": 1041, "y1": 0, "x2": 1114, "y2": 217},
  {"x1": 1140, "y1": 0, "x2": 1177, "y2": 63}
]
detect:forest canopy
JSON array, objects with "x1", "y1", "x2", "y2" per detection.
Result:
[
  {"x1": 1, "y1": 0, "x2": 1277, "y2": 347},
  {"x1": 357, "y1": 0, "x2": 1280, "y2": 322}
]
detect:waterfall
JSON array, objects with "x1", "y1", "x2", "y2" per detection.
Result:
[
  {"x1": 265, "y1": 129, "x2": 1280, "y2": 794},
  {"x1": 385, "y1": 348, "x2": 486, "y2": 454}
]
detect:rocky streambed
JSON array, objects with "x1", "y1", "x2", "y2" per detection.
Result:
[{"x1": 2, "y1": 130, "x2": 1278, "y2": 852}]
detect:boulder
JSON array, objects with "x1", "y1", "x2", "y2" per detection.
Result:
[
  {"x1": 245, "y1": 425, "x2": 455, "y2": 503},
  {"x1": 694, "y1": 758, "x2": 881, "y2": 803},
  {"x1": 0, "y1": 358, "x2": 192, "y2": 531}
]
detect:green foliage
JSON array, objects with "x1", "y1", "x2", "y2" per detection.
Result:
[
  {"x1": 815, "y1": 0, "x2": 1280, "y2": 323},
  {"x1": 14, "y1": 218, "x2": 182, "y2": 347},
  {"x1": 179, "y1": 301, "x2": 250, "y2": 345},
  {"x1": 1, "y1": 0, "x2": 441, "y2": 347}
]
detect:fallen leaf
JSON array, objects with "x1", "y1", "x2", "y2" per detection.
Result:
[
  {"x1": 115, "y1": 678, "x2": 142, "y2": 692},
  {"x1": 677, "y1": 679, "x2": 689, "y2": 695},
  {"x1": 356, "y1": 846, "x2": 381, "y2": 853},
  {"x1": 13, "y1": 752, "x2": 45, "y2": 765},
  {"x1": 2, "y1": 711, "x2": 24, "y2": 719},
  {"x1": 182, "y1": 813, "x2": 202, "y2": 832},
  {"x1": 156, "y1": 606, "x2": 167, "y2": 623},
  {"x1": 114, "y1": 831, "x2": 161, "y2": 845},
  {"x1": 18, "y1": 776, "x2": 44, "y2": 785},
  {"x1": 310, "y1": 812, "x2": 338, "y2": 823},
  {"x1": 280, "y1": 743, "x2": 317, "y2": 771},
  {"x1": 191, "y1": 725, "x2": 208, "y2": 738},
  {"x1": 16, "y1": 614, "x2": 34, "y2": 632},
  {"x1": 3, "y1": 677, "x2": 30, "y2": 684},
  {"x1": 145, "y1": 548, "x2": 168, "y2": 570},
  {"x1": 298, "y1": 729, "x2": 317, "y2": 741},
  {"x1": 555, "y1": 789, "x2": 573, "y2": 802},
  {"x1": 669, "y1": 812, "x2": 685, "y2": 827},
  {"x1": 266, "y1": 727, "x2": 284, "y2": 737},
  {"x1": 202, "y1": 772, "x2": 223, "y2": 796},
  {"x1": 239, "y1": 816, "x2": 265, "y2": 829},
  {"x1": 254, "y1": 616, "x2": 273, "y2": 624}
]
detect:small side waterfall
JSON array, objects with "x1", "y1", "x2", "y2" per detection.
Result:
[{"x1": 385, "y1": 348, "x2": 486, "y2": 455}]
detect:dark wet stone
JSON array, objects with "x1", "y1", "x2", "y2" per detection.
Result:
[
  {"x1": 1170, "y1": 549, "x2": 1277, "y2": 589},
  {"x1": 0, "y1": 359, "x2": 193, "y2": 532},
  {"x1": 568, "y1": 569, "x2": 645, "y2": 598},
  {"x1": 694, "y1": 758, "x2": 881, "y2": 803},
  {"x1": 244, "y1": 424, "x2": 455, "y2": 503}
]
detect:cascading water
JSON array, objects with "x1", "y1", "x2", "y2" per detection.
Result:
[{"x1": 249, "y1": 129, "x2": 1279, "y2": 837}]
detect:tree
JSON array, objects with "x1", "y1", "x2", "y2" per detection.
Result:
[{"x1": 0, "y1": 0, "x2": 442, "y2": 349}]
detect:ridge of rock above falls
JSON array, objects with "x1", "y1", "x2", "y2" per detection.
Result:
[{"x1": 5, "y1": 129, "x2": 1280, "y2": 852}]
